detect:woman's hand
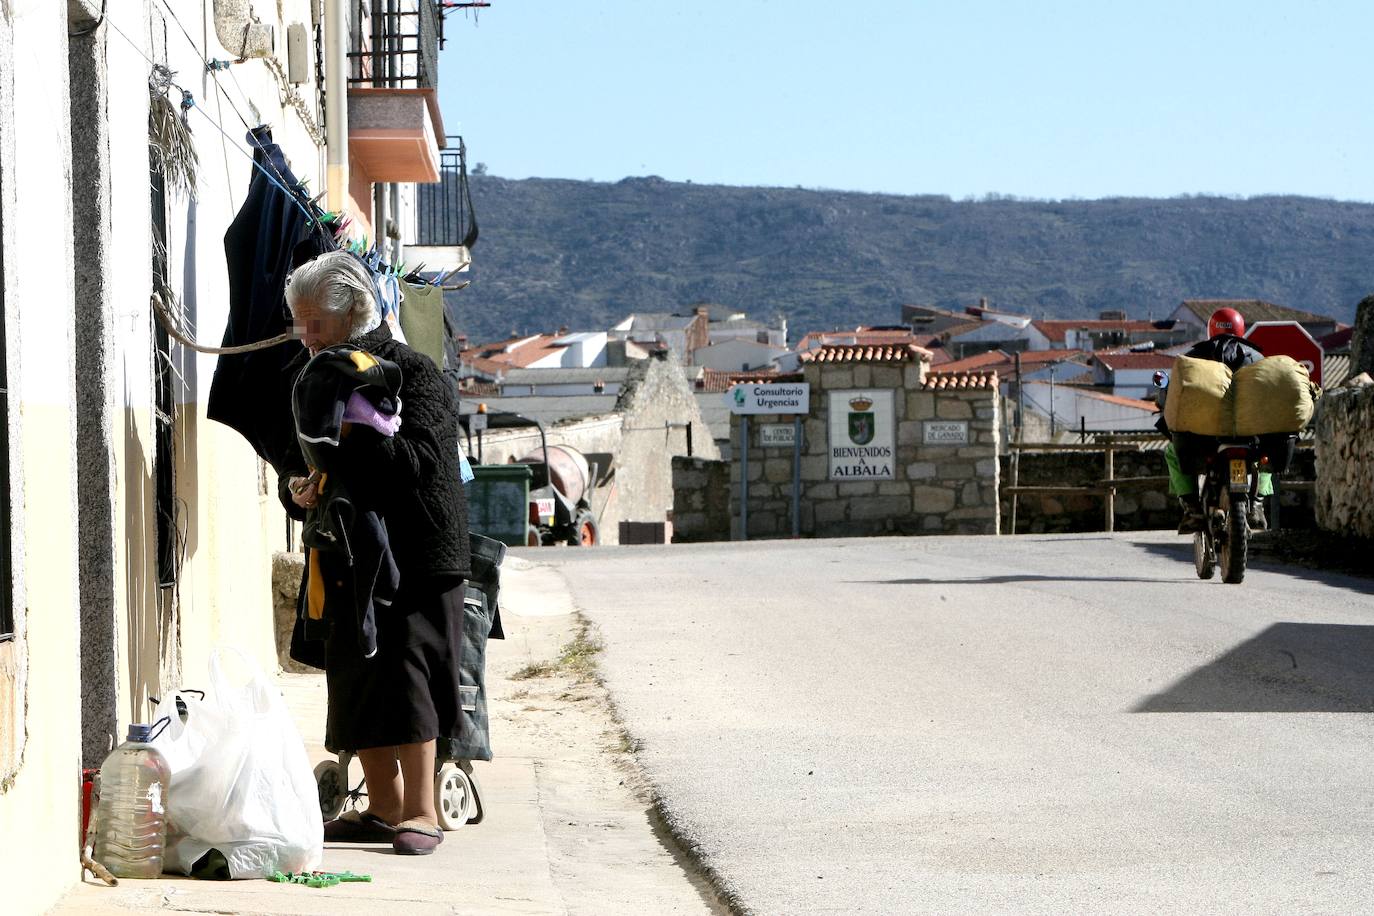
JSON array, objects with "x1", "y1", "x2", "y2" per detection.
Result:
[{"x1": 288, "y1": 476, "x2": 319, "y2": 509}]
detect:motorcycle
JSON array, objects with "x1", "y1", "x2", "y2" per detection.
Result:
[
  {"x1": 1153, "y1": 369, "x2": 1295, "y2": 586},
  {"x1": 1191, "y1": 439, "x2": 1266, "y2": 584}
]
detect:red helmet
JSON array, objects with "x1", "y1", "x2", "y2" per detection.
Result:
[{"x1": 1207, "y1": 307, "x2": 1245, "y2": 339}]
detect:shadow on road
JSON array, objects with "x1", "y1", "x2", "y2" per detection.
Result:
[
  {"x1": 1134, "y1": 622, "x2": 1374, "y2": 713},
  {"x1": 858, "y1": 574, "x2": 1168, "y2": 586},
  {"x1": 1130, "y1": 539, "x2": 1374, "y2": 596}
]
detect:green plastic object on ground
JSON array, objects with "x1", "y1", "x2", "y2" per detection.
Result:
[{"x1": 267, "y1": 869, "x2": 373, "y2": 887}]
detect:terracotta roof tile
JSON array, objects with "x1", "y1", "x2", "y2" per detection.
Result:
[
  {"x1": 800, "y1": 343, "x2": 931, "y2": 364},
  {"x1": 1091, "y1": 351, "x2": 1177, "y2": 371},
  {"x1": 696, "y1": 367, "x2": 795, "y2": 393},
  {"x1": 1032, "y1": 319, "x2": 1170, "y2": 344},
  {"x1": 922, "y1": 369, "x2": 999, "y2": 391},
  {"x1": 938, "y1": 349, "x2": 1088, "y2": 374}
]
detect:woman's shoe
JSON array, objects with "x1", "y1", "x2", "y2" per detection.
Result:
[
  {"x1": 392, "y1": 818, "x2": 444, "y2": 855},
  {"x1": 323, "y1": 810, "x2": 396, "y2": 843}
]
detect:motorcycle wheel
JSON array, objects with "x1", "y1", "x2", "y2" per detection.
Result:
[
  {"x1": 1220, "y1": 498, "x2": 1249, "y2": 585},
  {"x1": 1193, "y1": 531, "x2": 1215, "y2": 580}
]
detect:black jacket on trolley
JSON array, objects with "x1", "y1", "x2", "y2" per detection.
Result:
[
  {"x1": 279, "y1": 323, "x2": 471, "y2": 586},
  {"x1": 292, "y1": 345, "x2": 405, "y2": 660}
]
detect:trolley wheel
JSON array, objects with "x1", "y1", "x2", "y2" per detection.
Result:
[
  {"x1": 314, "y1": 759, "x2": 348, "y2": 822},
  {"x1": 435, "y1": 762, "x2": 476, "y2": 831},
  {"x1": 460, "y1": 760, "x2": 485, "y2": 825},
  {"x1": 526, "y1": 524, "x2": 542, "y2": 547}
]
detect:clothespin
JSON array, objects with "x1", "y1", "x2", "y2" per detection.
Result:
[{"x1": 179, "y1": 89, "x2": 195, "y2": 125}]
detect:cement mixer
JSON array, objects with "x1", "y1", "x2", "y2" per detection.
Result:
[
  {"x1": 514, "y1": 443, "x2": 611, "y2": 546},
  {"x1": 459, "y1": 405, "x2": 612, "y2": 547}
]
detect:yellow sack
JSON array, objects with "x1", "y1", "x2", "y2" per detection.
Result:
[
  {"x1": 1164, "y1": 355, "x2": 1234, "y2": 436},
  {"x1": 1232, "y1": 355, "x2": 1319, "y2": 435}
]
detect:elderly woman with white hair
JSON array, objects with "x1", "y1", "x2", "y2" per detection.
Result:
[{"x1": 279, "y1": 250, "x2": 470, "y2": 856}]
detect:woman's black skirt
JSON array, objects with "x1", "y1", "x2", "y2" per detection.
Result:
[{"x1": 324, "y1": 578, "x2": 467, "y2": 752}]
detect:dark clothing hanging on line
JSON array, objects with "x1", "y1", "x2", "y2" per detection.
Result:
[{"x1": 208, "y1": 126, "x2": 334, "y2": 472}]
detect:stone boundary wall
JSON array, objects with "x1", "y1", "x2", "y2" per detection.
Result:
[
  {"x1": 1001, "y1": 448, "x2": 1317, "y2": 534},
  {"x1": 1315, "y1": 385, "x2": 1374, "y2": 538},
  {"x1": 726, "y1": 362, "x2": 1001, "y2": 539},
  {"x1": 671, "y1": 457, "x2": 731, "y2": 542}
]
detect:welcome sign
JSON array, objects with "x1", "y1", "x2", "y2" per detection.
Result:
[{"x1": 828, "y1": 390, "x2": 895, "y2": 480}]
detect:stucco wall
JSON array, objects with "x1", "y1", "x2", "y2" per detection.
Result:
[
  {"x1": 0, "y1": 3, "x2": 84, "y2": 911},
  {"x1": 1314, "y1": 384, "x2": 1374, "y2": 539},
  {"x1": 0, "y1": 3, "x2": 320, "y2": 907}
]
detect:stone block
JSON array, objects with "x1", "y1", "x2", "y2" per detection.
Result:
[
  {"x1": 912, "y1": 485, "x2": 957, "y2": 513},
  {"x1": 898, "y1": 420, "x2": 922, "y2": 444},
  {"x1": 837, "y1": 481, "x2": 878, "y2": 496},
  {"x1": 764, "y1": 458, "x2": 792, "y2": 483},
  {"x1": 903, "y1": 364, "x2": 926, "y2": 389},
  {"x1": 746, "y1": 460, "x2": 763, "y2": 482},
  {"x1": 975, "y1": 458, "x2": 998, "y2": 477},
  {"x1": 272, "y1": 552, "x2": 313, "y2": 673},
  {"x1": 947, "y1": 506, "x2": 995, "y2": 520},
  {"x1": 878, "y1": 481, "x2": 911, "y2": 496},
  {"x1": 975, "y1": 406, "x2": 997, "y2": 421},
  {"x1": 937, "y1": 463, "x2": 976, "y2": 479},
  {"x1": 936, "y1": 397, "x2": 974, "y2": 420},
  {"x1": 1113, "y1": 494, "x2": 1139, "y2": 515},
  {"x1": 907, "y1": 391, "x2": 936, "y2": 420},
  {"x1": 815, "y1": 500, "x2": 848, "y2": 524},
  {"x1": 961, "y1": 481, "x2": 980, "y2": 506},
  {"x1": 823, "y1": 366, "x2": 854, "y2": 388},
  {"x1": 906, "y1": 461, "x2": 937, "y2": 480},
  {"x1": 873, "y1": 366, "x2": 903, "y2": 389},
  {"x1": 849, "y1": 496, "x2": 901, "y2": 520},
  {"x1": 852, "y1": 365, "x2": 873, "y2": 387},
  {"x1": 805, "y1": 419, "x2": 827, "y2": 448},
  {"x1": 802, "y1": 455, "x2": 829, "y2": 479},
  {"x1": 807, "y1": 482, "x2": 837, "y2": 500},
  {"x1": 922, "y1": 515, "x2": 944, "y2": 531},
  {"x1": 1141, "y1": 490, "x2": 1168, "y2": 511}
]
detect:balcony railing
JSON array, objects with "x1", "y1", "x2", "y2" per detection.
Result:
[
  {"x1": 416, "y1": 136, "x2": 478, "y2": 248},
  {"x1": 349, "y1": 0, "x2": 440, "y2": 90}
]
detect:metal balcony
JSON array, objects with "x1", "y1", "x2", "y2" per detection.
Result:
[
  {"x1": 348, "y1": 0, "x2": 440, "y2": 90},
  {"x1": 416, "y1": 136, "x2": 478, "y2": 248}
]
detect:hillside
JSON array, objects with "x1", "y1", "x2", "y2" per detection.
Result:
[{"x1": 444, "y1": 176, "x2": 1373, "y2": 343}]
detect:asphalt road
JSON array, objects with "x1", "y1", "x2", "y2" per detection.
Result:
[{"x1": 535, "y1": 532, "x2": 1374, "y2": 915}]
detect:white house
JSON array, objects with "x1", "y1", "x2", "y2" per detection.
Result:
[
  {"x1": 1021, "y1": 382, "x2": 1160, "y2": 437},
  {"x1": 693, "y1": 337, "x2": 790, "y2": 371}
]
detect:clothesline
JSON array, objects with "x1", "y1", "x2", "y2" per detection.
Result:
[{"x1": 152, "y1": 292, "x2": 293, "y2": 355}]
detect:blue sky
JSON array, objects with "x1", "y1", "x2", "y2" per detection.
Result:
[{"x1": 438, "y1": 1, "x2": 1371, "y2": 201}]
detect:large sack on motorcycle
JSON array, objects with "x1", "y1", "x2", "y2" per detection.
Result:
[
  {"x1": 1232, "y1": 355, "x2": 1319, "y2": 435},
  {"x1": 1164, "y1": 356, "x2": 1234, "y2": 436}
]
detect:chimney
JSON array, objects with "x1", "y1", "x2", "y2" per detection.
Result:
[
  {"x1": 980, "y1": 297, "x2": 989, "y2": 309},
  {"x1": 557, "y1": 326, "x2": 569, "y2": 336},
  {"x1": 695, "y1": 306, "x2": 709, "y2": 318}
]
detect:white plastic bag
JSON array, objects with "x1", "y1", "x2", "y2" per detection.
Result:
[{"x1": 152, "y1": 647, "x2": 323, "y2": 878}]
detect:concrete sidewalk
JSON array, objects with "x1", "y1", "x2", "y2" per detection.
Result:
[{"x1": 53, "y1": 558, "x2": 722, "y2": 916}]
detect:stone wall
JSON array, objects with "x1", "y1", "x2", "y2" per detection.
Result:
[
  {"x1": 670, "y1": 457, "x2": 731, "y2": 542},
  {"x1": 725, "y1": 361, "x2": 1001, "y2": 539},
  {"x1": 1315, "y1": 384, "x2": 1374, "y2": 538},
  {"x1": 1001, "y1": 448, "x2": 1317, "y2": 534}
]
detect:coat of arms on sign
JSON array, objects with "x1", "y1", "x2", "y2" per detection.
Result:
[{"x1": 847, "y1": 396, "x2": 875, "y2": 445}]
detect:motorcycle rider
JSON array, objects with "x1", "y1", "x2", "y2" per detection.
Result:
[{"x1": 1160, "y1": 307, "x2": 1266, "y2": 533}]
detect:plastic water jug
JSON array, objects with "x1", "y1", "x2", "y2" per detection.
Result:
[{"x1": 92, "y1": 723, "x2": 172, "y2": 878}]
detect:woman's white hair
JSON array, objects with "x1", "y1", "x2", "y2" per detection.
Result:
[{"x1": 284, "y1": 250, "x2": 382, "y2": 338}]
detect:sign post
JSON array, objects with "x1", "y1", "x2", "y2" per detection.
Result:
[
  {"x1": 1245, "y1": 321, "x2": 1324, "y2": 386},
  {"x1": 727, "y1": 382, "x2": 811, "y2": 541}
]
